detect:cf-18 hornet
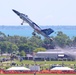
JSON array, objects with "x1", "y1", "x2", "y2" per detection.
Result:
[{"x1": 12, "y1": 9, "x2": 54, "y2": 41}]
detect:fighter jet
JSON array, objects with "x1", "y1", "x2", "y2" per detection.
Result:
[{"x1": 12, "y1": 9, "x2": 54, "y2": 41}]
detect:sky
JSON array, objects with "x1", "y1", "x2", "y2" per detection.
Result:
[{"x1": 0, "y1": 0, "x2": 76, "y2": 26}]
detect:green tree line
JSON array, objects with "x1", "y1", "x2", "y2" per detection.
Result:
[{"x1": 0, "y1": 31, "x2": 76, "y2": 54}]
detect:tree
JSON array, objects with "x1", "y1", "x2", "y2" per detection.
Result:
[
  {"x1": 27, "y1": 42, "x2": 35, "y2": 53},
  {"x1": 18, "y1": 44, "x2": 29, "y2": 53},
  {"x1": 0, "y1": 41, "x2": 18, "y2": 53},
  {"x1": 29, "y1": 35, "x2": 43, "y2": 48},
  {"x1": 20, "y1": 50, "x2": 26, "y2": 56},
  {"x1": 34, "y1": 47, "x2": 46, "y2": 53},
  {"x1": 0, "y1": 31, "x2": 6, "y2": 41},
  {"x1": 55, "y1": 31, "x2": 71, "y2": 47},
  {"x1": 20, "y1": 36, "x2": 28, "y2": 43},
  {"x1": 0, "y1": 42, "x2": 7, "y2": 53},
  {"x1": 0, "y1": 31, "x2": 6, "y2": 37},
  {"x1": 72, "y1": 37, "x2": 76, "y2": 46},
  {"x1": 11, "y1": 44, "x2": 19, "y2": 52}
]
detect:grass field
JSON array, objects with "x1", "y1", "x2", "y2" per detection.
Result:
[
  {"x1": 0, "y1": 60, "x2": 76, "y2": 70},
  {"x1": 1, "y1": 60, "x2": 76, "y2": 69}
]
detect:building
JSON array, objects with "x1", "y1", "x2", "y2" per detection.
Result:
[{"x1": 34, "y1": 48, "x2": 76, "y2": 61}]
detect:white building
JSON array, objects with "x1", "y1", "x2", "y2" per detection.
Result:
[{"x1": 35, "y1": 48, "x2": 76, "y2": 61}]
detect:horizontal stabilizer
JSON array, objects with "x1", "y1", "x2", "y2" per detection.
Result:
[{"x1": 41, "y1": 28, "x2": 54, "y2": 35}]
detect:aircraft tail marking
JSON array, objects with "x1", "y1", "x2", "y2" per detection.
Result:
[{"x1": 41, "y1": 28, "x2": 54, "y2": 35}]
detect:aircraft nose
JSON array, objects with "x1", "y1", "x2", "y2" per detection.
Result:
[{"x1": 12, "y1": 9, "x2": 20, "y2": 16}]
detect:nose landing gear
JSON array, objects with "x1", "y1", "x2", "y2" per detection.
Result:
[{"x1": 32, "y1": 32, "x2": 36, "y2": 36}]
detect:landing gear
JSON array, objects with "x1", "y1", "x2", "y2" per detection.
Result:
[
  {"x1": 21, "y1": 20, "x2": 24, "y2": 25},
  {"x1": 32, "y1": 32, "x2": 36, "y2": 36},
  {"x1": 50, "y1": 38, "x2": 53, "y2": 42},
  {"x1": 21, "y1": 23, "x2": 23, "y2": 25}
]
